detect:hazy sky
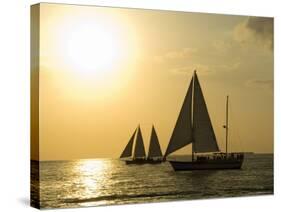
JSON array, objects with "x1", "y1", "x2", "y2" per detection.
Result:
[{"x1": 34, "y1": 3, "x2": 273, "y2": 160}]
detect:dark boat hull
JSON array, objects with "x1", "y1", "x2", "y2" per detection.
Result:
[
  {"x1": 169, "y1": 159, "x2": 243, "y2": 171},
  {"x1": 125, "y1": 159, "x2": 163, "y2": 165},
  {"x1": 125, "y1": 160, "x2": 146, "y2": 165},
  {"x1": 145, "y1": 159, "x2": 163, "y2": 164}
]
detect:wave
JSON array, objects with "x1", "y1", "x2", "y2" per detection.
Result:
[
  {"x1": 63, "y1": 190, "x2": 198, "y2": 203},
  {"x1": 63, "y1": 186, "x2": 273, "y2": 204}
]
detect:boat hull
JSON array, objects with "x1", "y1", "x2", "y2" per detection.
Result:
[
  {"x1": 125, "y1": 160, "x2": 146, "y2": 165},
  {"x1": 169, "y1": 159, "x2": 243, "y2": 171},
  {"x1": 125, "y1": 159, "x2": 163, "y2": 165},
  {"x1": 145, "y1": 159, "x2": 163, "y2": 164}
]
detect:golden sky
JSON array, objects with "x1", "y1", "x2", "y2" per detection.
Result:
[{"x1": 33, "y1": 3, "x2": 273, "y2": 160}]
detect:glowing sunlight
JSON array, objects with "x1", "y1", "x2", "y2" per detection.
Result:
[{"x1": 62, "y1": 22, "x2": 122, "y2": 77}]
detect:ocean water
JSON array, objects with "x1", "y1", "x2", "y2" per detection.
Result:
[{"x1": 31, "y1": 154, "x2": 273, "y2": 209}]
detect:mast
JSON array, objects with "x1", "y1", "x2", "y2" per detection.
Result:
[
  {"x1": 192, "y1": 70, "x2": 196, "y2": 162},
  {"x1": 225, "y1": 95, "x2": 229, "y2": 156}
]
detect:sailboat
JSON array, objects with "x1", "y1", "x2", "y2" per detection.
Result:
[
  {"x1": 120, "y1": 125, "x2": 164, "y2": 164},
  {"x1": 164, "y1": 70, "x2": 244, "y2": 171},
  {"x1": 146, "y1": 125, "x2": 163, "y2": 163},
  {"x1": 120, "y1": 125, "x2": 147, "y2": 164}
]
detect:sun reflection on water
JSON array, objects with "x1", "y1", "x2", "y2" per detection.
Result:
[
  {"x1": 69, "y1": 159, "x2": 111, "y2": 206},
  {"x1": 77, "y1": 159, "x2": 107, "y2": 174}
]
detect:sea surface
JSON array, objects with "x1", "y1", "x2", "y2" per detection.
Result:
[{"x1": 31, "y1": 154, "x2": 273, "y2": 209}]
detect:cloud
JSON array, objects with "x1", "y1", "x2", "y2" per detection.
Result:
[
  {"x1": 171, "y1": 61, "x2": 241, "y2": 76},
  {"x1": 219, "y1": 61, "x2": 241, "y2": 72},
  {"x1": 212, "y1": 40, "x2": 233, "y2": 52},
  {"x1": 233, "y1": 17, "x2": 273, "y2": 50},
  {"x1": 154, "y1": 48, "x2": 197, "y2": 63},
  {"x1": 245, "y1": 79, "x2": 273, "y2": 89},
  {"x1": 171, "y1": 64, "x2": 211, "y2": 76}
]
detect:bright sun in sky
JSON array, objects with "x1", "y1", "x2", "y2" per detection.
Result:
[
  {"x1": 64, "y1": 24, "x2": 119, "y2": 76},
  {"x1": 45, "y1": 13, "x2": 140, "y2": 100},
  {"x1": 55, "y1": 17, "x2": 135, "y2": 79}
]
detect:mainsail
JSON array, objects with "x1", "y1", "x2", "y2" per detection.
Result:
[
  {"x1": 193, "y1": 73, "x2": 219, "y2": 152},
  {"x1": 134, "y1": 126, "x2": 146, "y2": 158},
  {"x1": 165, "y1": 71, "x2": 219, "y2": 157},
  {"x1": 120, "y1": 128, "x2": 137, "y2": 158},
  {"x1": 164, "y1": 77, "x2": 193, "y2": 157},
  {"x1": 147, "y1": 125, "x2": 163, "y2": 159}
]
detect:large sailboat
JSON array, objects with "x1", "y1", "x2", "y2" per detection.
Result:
[
  {"x1": 164, "y1": 71, "x2": 244, "y2": 171},
  {"x1": 120, "y1": 125, "x2": 164, "y2": 164}
]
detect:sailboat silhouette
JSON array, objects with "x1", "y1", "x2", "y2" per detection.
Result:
[
  {"x1": 165, "y1": 70, "x2": 244, "y2": 170},
  {"x1": 120, "y1": 125, "x2": 163, "y2": 164}
]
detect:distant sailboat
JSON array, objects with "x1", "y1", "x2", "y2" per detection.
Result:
[
  {"x1": 120, "y1": 125, "x2": 146, "y2": 164},
  {"x1": 164, "y1": 70, "x2": 244, "y2": 171},
  {"x1": 120, "y1": 125, "x2": 164, "y2": 164}
]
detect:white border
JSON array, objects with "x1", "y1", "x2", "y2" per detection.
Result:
[{"x1": 0, "y1": 0, "x2": 279, "y2": 211}]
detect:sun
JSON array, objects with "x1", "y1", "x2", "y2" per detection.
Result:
[
  {"x1": 44, "y1": 11, "x2": 139, "y2": 101},
  {"x1": 66, "y1": 26, "x2": 117, "y2": 74},
  {"x1": 58, "y1": 20, "x2": 125, "y2": 78}
]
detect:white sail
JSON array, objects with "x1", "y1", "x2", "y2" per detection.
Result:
[
  {"x1": 134, "y1": 126, "x2": 146, "y2": 158},
  {"x1": 193, "y1": 72, "x2": 220, "y2": 153},
  {"x1": 120, "y1": 128, "x2": 137, "y2": 158},
  {"x1": 165, "y1": 77, "x2": 193, "y2": 157},
  {"x1": 147, "y1": 125, "x2": 163, "y2": 159}
]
